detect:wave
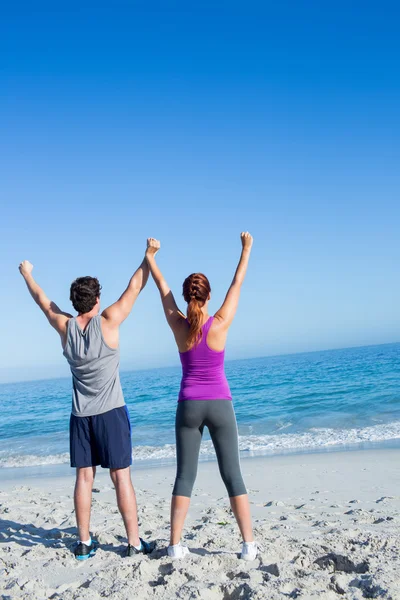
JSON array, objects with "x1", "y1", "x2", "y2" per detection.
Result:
[
  {"x1": 2, "y1": 421, "x2": 400, "y2": 468},
  {"x1": 0, "y1": 452, "x2": 70, "y2": 469}
]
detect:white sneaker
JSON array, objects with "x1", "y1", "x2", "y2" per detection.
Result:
[
  {"x1": 240, "y1": 541, "x2": 258, "y2": 561},
  {"x1": 167, "y1": 543, "x2": 190, "y2": 559}
]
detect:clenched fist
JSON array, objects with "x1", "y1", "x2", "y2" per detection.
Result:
[
  {"x1": 240, "y1": 232, "x2": 253, "y2": 250},
  {"x1": 19, "y1": 260, "x2": 34, "y2": 277},
  {"x1": 146, "y1": 238, "x2": 160, "y2": 257}
]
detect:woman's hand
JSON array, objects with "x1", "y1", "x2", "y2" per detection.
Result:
[
  {"x1": 146, "y1": 238, "x2": 161, "y2": 258},
  {"x1": 241, "y1": 231, "x2": 253, "y2": 251}
]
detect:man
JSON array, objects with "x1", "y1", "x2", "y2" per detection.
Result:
[{"x1": 19, "y1": 251, "x2": 154, "y2": 560}]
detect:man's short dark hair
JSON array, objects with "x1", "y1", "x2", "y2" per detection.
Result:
[{"x1": 70, "y1": 277, "x2": 102, "y2": 314}]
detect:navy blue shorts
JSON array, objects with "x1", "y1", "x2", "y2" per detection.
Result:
[{"x1": 70, "y1": 405, "x2": 132, "y2": 469}]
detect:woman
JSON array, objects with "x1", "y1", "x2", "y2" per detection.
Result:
[{"x1": 146, "y1": 232, "x2": 257, "y2": 560}]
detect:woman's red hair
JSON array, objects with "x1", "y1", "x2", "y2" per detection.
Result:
[{"x1": 182, "y1": 273, "x2": 211, "y2": 349}]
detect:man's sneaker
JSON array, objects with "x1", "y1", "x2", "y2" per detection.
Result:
[
  {"x1": 124, "y1": 538, "x2": 156, "y2": 557},
  {"x1": 74, "y1": 540, "x2": 97, "y2": 561},
  {"x1": 240, "y1": 541, "x2": 258, "y2": 561},
  {"x1": 167, "y1": 543, "x2": 190, "y2": 559}
]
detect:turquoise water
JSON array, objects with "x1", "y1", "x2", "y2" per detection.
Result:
[{"x1": 0, "y1": 343, "x2": 399, "y2": 468}]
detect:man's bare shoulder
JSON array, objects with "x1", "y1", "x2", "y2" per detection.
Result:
[{"x1": 99, "y1": 315, "x2": 119, "y2": 349}]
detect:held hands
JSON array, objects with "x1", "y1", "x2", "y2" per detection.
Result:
[
  {"x1": 146, "y1": 238, "x2": 161, "y2": 258},
  {"x1": 19, "y1": 260, "x2": 34, "y2": 277},
  {"x1": 241, "y1": 231, "x2": 253, "y2": 251}
]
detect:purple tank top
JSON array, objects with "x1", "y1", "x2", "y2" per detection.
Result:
[{"x1": 178, "y1": 317, "x2": 232, "y2": 402}]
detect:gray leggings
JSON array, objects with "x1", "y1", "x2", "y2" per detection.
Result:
[{"x1": 173, "y1": 400, "x2": 247, "y2": 498}]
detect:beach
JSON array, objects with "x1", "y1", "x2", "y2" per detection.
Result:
[
  {"x1": 1, "y1": 448, "x2": 400, "y2": 599},
  {"x1": 1, "y1": 345, "x2": 400, "y2": 598}
]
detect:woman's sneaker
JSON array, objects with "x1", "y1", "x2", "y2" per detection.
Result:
[
  {"x1": 240, "y1": 541, "x2": 259, "y2": 561},
  {"x1": 167, "y1": 543, "x2": 190, "y2": 559},
  {"x1": 74, "y1": 540, "x2": 97, "y2": 561},
  {"x1": 124, "y1": 538, "x2": 156, "y2": 557}
]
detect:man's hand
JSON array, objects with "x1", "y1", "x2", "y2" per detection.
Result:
[
  {"x1": 240, "y1": 232, "x2": 253, "y2": 251},
  {"x1": 19, "y1": 260, "x2": 34, "y2": 277},
  {"x1": 146, "y1": 238, "x2": 160, "y2": 258}
]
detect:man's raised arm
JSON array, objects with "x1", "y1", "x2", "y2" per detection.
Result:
[
  {"x1": 101, "y1": 256, "x2": 149, "y2": 326},
  {"x1": 19, "y1": 260, "x2": 71, "y2": 338}
]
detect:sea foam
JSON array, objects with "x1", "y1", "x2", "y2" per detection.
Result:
[{"x1": 2, "y1": 421, "x2": 400, "y2": 468}]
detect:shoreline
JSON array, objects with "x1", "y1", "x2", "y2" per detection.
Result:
[
  {"x1": 2, "y1": 446, "x2": 400, "y2": 502},
  {"x1": 2, "y1": 437, "x2": 400, "y2": 482}
]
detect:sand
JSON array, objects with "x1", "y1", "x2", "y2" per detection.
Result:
[{"x1": 1, "y1": 448, "x2": 400, "y2": 599}]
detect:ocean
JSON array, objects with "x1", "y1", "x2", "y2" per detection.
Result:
[{"x1": 0, "y1": 342, "x2": 399, "y2": 470}]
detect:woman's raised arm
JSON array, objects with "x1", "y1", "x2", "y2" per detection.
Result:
[
  {"x1": 146, "y1": 238, "x2": 185, "y2": 330},
  {"x1": 214, "y1": 232, "x2": 253, "y2": 328}
]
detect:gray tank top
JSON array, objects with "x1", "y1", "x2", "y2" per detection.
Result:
[{"x1": 63, "y1": 315, "x2": 125, "y2": 417}]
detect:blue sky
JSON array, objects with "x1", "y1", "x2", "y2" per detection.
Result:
[{"x1": 1, "y1": 2, "x2": 399, "y2": 382}]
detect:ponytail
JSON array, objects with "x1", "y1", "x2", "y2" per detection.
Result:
[
  {"x1": 182, "y1": 273, "x2": 211, "y2": 350},
  {"x1": 187, "y1": 297, "x2": 205, "y2": 349}
]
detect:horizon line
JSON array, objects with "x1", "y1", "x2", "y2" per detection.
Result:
[{"x1": 0, "y1": 339, "x2": 398, "y2": 387}]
